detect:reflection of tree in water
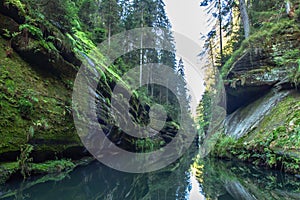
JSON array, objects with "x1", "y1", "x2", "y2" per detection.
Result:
[
  {"x1": 140, "y1": 148, "x2": 198, "y2": 200},
  {"x1": 0, "y1": 147, "x2": 198, "y2": 200},
  {"x1": 2, "y1": 149, "x2": 300, "y2": 200},
  {"x1": 192, "y1": 158, "x2": 300, "y2": 200}
]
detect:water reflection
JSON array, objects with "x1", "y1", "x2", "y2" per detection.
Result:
[
  {"x1": 1, "y1": 150, "x2": 300, "y2": 200},
  {"x1": 191, "y1": 156, "x2": 300, "y2": 200}
]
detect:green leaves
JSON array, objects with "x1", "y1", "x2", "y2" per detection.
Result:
[
  {"x1": 18, "y1": 98, "x2": 33, "y2": 119},
  {"x1": 17, "y1": 144, "x2": 34, "y2": 179},
  {"x1": 19, "y1": 23, "x2": 43, "y2": 39}
]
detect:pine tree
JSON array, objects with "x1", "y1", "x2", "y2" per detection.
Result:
[
  {"x1": 121, "y1": 0, "x2": 177, "y2": 104},
  {"x1": 174, "y1": 58, "x2": 191, "y2": 115},
  {"x1": 200, "y1": 0, "x2": 235, "y2": 65},
  {"x1": 177, "y1": 58, "x2": 185, "y2": 77},
  {"x1": 100, "y1": 0, "x2": 122, "y2": 47}
]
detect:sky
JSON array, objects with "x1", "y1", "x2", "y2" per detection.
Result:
[{"x1": 163, "y1": 0, "x2": 209, "y2": 115}]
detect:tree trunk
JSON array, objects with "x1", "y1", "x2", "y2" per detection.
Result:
[
  {"x1": 218, "y1": 0, "x2": 223, "y2": 64},
  {"x1": 238, "y1": 0, "x2": 250, "y2": 38},
  {"x1": 286, "y1": 1, "x2": 291, "y2": 15},
  {"x1": 209, "y1": 39, "x2": 215, "y2": 69},
  {"x1": 139, "y1": 9, "x2": 144, "y2": 87},
  {"x1": 108, "y1": 23, "x2": 111, "y2": 48}
]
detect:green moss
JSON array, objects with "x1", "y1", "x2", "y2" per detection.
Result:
[
  {"x1": 4, "y1": 79, "x2": 15, "y2": 94},
  {"x1": 31, "y1": 159, "x2": 75, "y2": 174},
  {"x1": 0, "y1": 36, "x2": 81, "y2": 157},
  {"x1": 222, "y1": 19, "x2": 300, "y2": 78},
  {"x1": 18, "y1": 97, "x2": 33, "y2": 119},
  {"x1": 212, "y1": 94, "x2": 300, "y2": 174},
  {"x1": 0, "y1": 162, "x2": 18, "y2": 184},
  {"x1": 72, "y1": 30, "x2": 96, "y2": 53},
  {"x1": 221, "y1": 42, "x2": 249, "y2": 77}
]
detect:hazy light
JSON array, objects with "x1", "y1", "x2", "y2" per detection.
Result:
[{"x1": 164, "y1": 0, "x2": 210, "y2": 112}]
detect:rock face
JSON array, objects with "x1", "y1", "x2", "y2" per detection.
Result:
[
  {"x1": 219, "y1": 17, "x2": 300, "y2": 173},
  {"x1": 224, "y1": 22, "x2": 300, "y2": 114},
  {"x1": 0, "y1": 1, "x2": 182, "y2": 179},
  {"x1": 224, "y1": 23, "x2": 300, "y2": 136},
  {"x1": 225, "y1": 90, "x2": 291, "y2": 139},
  {"x1": 0, "y1": 2, "x2": 87, "y2": 164}
]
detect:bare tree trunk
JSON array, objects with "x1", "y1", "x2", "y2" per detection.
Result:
[
  {"x1": 218, "y1": 0, "x2": 223, "y2": 64},
  {"x1": 286, "y1": 0, "x2": 291, "y2": 14},
  {"x1": 209, "y1": 39, "x2": 215, "y2": 69},
  {"x1": 108, "y1": 23, "x2": 111, "y2": 48},
  {"x1": 238, "y1": 0, "x2": 250, "y2": 38},
  {"x1": 139, "y1": 9, "x2": 144, "y2": 87},
  {"x1": 166, "y1": 81, "x2": 169, "y2": 104}
]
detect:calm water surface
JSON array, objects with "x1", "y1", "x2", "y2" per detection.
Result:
[{"x1": 1, "y1": 150, "x2": 299, "y2": 200}]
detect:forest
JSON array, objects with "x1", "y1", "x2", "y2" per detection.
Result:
[{"x1": 0, "y1": 0, "x2": 299, "y2": 199}]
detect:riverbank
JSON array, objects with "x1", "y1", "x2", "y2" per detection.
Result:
[
  {"x1": 0, "y1": 0, "x2": 183, "y2": 184},
  {"x1": 1, "y1": 154, "x2": 300, "y2": 199},
  {"x1": 208, "y1": 9, "x2": 300, "y2": 175},
  {"x1": 0, "y1": 157, "x2": 94, "y2": 185}
]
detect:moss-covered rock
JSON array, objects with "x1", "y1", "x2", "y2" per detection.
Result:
[
  {"x1": 212, "y1": 5, "x2": 300, "y2": 174},
  {"x1": 212, "y1": 91, "x2": 300, "y2": 174},
  {"x1": 0, "y1": 36, "x2": 86, "y2": 163},
  {"x1": 0, "y1": 0, "x2": 184, "y2": 185},
  {"x1": 223, "y1": 18, "x2": 300, "y2": 114}
]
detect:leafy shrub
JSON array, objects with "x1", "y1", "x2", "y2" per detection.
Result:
[
  {"x1": 18, "y1": 98, "x2": 33, "y2": 119},
  {"x1": 19, "y1": 23, "x2": 43, "y2": 39},
  {"x1": 4, "y1": 0, "x2": 26, "y2": 15},
  {"x1": 17, "y1": 144, "x2": 33, "y2": 179}
]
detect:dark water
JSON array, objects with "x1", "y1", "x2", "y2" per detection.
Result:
[{"x1": 1, "y1": 150, "x2": 300, "y2": 200}]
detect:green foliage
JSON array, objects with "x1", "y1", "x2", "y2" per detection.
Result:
[
  {"x1": 28, "y1": 126, "x2": 35, "y2": 141},
  {"x1": 212, "y1": 134, "x2": 237, "y2": 158},
  {"x1": 30, "y1": 159, "x2": 75, "y2": 174},
  {"x1": 92, "y1": 28, "x2": 107, "y2": 44},
  {"x1": 33, "y1": 118, "x2": 50, "y2": 131},
  {"x1": 135, "y1": 137, "x2": 164, "y2": 153},
  {"x1": 221, "y1": 18, "x2": 300, "y2": 77},
  {"x1": 5, "y1": 79, "x2": 15, "y2": 94},
  {"x1": 18, "y1": 98, "x2": 33, "y2": 119},
  {"x1": 78, "y1": 0, "x2": 100, "y2": 30},
  {"x1": 212, "y1": 106, "x2": 300, "y2": 173},
  {"x1": 196, "y1": 90, "x2": 212, "y2": 139},
  {"x1": 2, "y1": 28, "x2": 21, "y2": 48},
  {"x1": 292, "y1": 59, "x2": 300, "y2": 85},
  {"x1": 19, "y1": 23, "x2": 43, "y2": 39},
  {"x1": 4, "y1": 0, "x2": 26, "y2": 15},
  {"x1": 0, "y1": 0, "x2": 187, "y2": 179},
  {"x1": 17, "y1": 144, "x2": 34, "y2": 179}
]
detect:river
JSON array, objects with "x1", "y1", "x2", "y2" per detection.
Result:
[{"x1": 0, "y1": 149, "x2": 299, "y2": 200}]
